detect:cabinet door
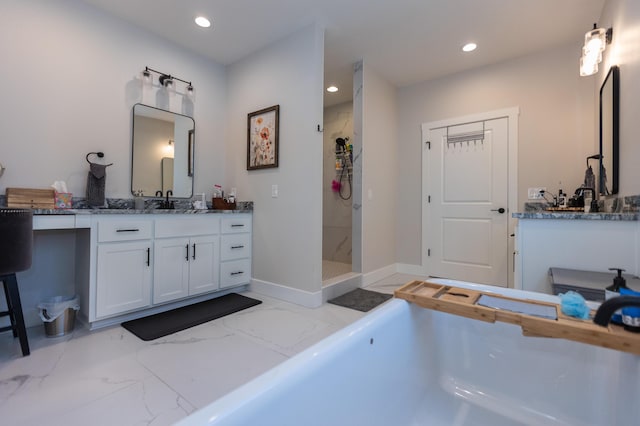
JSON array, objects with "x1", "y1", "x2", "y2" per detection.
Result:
[
  {"x1": 96, "y1": 241, "x2": 152, "y2": 318},
  {"x1": 189, "y1": 235, "x2": 219, "y2": 296},
  {"x1": 154, "y1": 237, "x2": 190, "y2": 304}
]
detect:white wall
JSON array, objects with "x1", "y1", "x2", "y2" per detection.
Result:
[
  {"x1": 322, "y1": 101, "x2": 353, "y2": 264},
  {"x1": 361, "y1": 64, "x2": 398, "y2": 274},
  {"x1": 0, "y1": 0, "x2": 226, "y2": 199},
  {"x1": 226, "y1": 25, "x2": 325, "y2": 295},
  {"x1": 0, "y1": 0, "x2": 227, "y2": 327},
  {"x1": 396, "y1": 44, "x2": 595, "y2": 265},
  {"x1": 598, "y1": 0, "x2": 640, "y2": 197}
]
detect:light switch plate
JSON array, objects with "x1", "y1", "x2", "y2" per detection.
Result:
[{"x1": 272, "y1": 184, "x2": 278, "y2": 198}]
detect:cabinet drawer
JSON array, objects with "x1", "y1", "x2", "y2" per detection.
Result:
[
  {"x1": 97, "y1": 219, "x2": 152, "y2": 242},
  {"x1": 155, "y1": 216, "x2": 220, "y2": 238},
  {"x1": 220, "y1": 258, "x2": 251, "y2": 288},
  {"x1": 221, "y1": 234, "x2": 251, "y2": 261},
  {"x1": 221, "y1": 215, "x2": 252, "y2": 234}
]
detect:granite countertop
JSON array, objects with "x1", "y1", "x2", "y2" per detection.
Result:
[
  {"x1": 513, "y1": 211, "x2": 639, "y2": 221},
  {"x1": 31, "y1": 199, "x2": 253, "y2": 215},
  {"x1": 33, "y1": 207, "x2": 252, "y2": 215}
]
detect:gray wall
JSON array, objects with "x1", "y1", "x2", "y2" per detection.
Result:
[
  {"x1": 0, "y1": 0, "x2": 227, "y2": 199},
  {"x1": 361, "y1": 64, "x2": 398, "y2": 274},
  {"x1": 598, "y1": 0, "x2": 640, "y2": 198},
  {"x1": 396, "y1": 43, "x2": 595, "y2": 265},
  {"x1": 226, "y1": 25, "x2": 325, "y2": 294}
]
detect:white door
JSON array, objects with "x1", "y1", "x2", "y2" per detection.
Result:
[{"x1": 423, "y1": 116, "x2": 512, "y2": 287}]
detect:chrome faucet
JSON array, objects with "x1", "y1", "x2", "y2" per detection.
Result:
[{"x1": 593, "y1": 296, "x2": 640, "y2": 331}]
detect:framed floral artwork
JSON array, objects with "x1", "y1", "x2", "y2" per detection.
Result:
[{"x1": 247, "y1": 105, "x2": 279, "y2": 170}]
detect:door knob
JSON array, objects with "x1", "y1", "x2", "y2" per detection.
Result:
[{"x1": 491, "y1": 208, "x2": 506, "y2": 214}]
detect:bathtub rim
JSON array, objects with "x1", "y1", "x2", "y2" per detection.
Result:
[
  {"x1": 177, "y1": 297, "x2": 410, "y2": 425},
  {"x1": 178, "y1": 279, "x2": 600, "y2": 425}
]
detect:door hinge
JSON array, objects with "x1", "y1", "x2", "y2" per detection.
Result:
[
  {"x1": 428, "y1": 195, "x2": 431, "y2": 203},
  {"x1": 428, "y1": 249, "x2": 431, "y2": 257},
  {"x1": 426, "y1": 141, "x2": 431, "y2": 149}
]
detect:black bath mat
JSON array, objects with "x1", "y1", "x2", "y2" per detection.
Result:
[
  {"x1": 327, "y1": 288, "x2": 392, "y2": 312},
  {"x1": 122, "y1": 293, "x2": 261, "y2": 341}
]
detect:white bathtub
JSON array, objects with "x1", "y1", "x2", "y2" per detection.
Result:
[{"x1": 179, "y1": 279, "x2": 639, "y2": 426}]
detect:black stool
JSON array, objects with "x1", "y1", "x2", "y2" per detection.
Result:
[{"x1": 0, "y1": 209, "x2": 33, "y2": 356}]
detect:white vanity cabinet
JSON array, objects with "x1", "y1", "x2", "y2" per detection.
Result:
[
  {"x1": 153, "y1": 216, "x2": 220, "y2": 304},
  {"x1": 86, "y1": 212, "x2": 251, "y2": 326},
  {"x1": 95, "y1": 218, "x2": 153, "y2": 318},
  {"x1": 220, "y1": 214, "x2": 252, "y2": 288}
]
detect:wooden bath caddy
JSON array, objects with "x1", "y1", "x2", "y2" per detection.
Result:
[{"x1": 394, "y1": 280, "x2": 640, "y2": 356}]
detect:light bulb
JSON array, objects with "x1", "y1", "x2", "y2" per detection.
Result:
[
  {"x1": 462, "y1": 43, "x2": 477, "y2": 52},
  {"x1": 580, "y1": 56, "x2": 598, "y2": 76},
  {"x1": 195, "y1": 16, "x2": 211, "y2": 28},
  {"x1": 142, "y1": 69, "x2": 153, "y2": 88},
  {"x1": 186, "y1": 84, "x2": 196, "y2": 101}
]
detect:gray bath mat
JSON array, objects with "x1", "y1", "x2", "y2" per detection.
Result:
[{"x1": 327, "y1": 288, "x2": 392, "y2": 312}]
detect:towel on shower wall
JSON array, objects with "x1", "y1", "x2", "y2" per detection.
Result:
[{"x1": 86, "y1": 163, "x2": 108, "y2": 207}]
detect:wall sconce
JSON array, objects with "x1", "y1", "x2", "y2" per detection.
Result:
[
  {"x1": 141, "y1": 66, "x2": 195, "y2": 100},
  {"x1": 580, "y1": 24, "x2": 613, "y2": 77}
]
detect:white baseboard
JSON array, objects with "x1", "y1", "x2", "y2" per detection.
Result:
[
  {"x1": 362, "y1": 264, "x2": 398, "y2": 287},
  {"x1": 250, "y1": 264, "x2": 427, "y2": 308},
  {"x1": 250, "y1": 278, "x2": 323, "y2": 308},
  {"x1": 397, "y1": 263, "x2": 427, "y2": 276},
  {"x1": 322, "y1": 273, "x2": 362, "y2": 302}
]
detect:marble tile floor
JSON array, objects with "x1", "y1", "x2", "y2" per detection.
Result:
[{"x1": 0, "y1": 273, "x2": 426, "y2": 426}]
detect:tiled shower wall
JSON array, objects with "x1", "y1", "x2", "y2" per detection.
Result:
[{"x1": 322, "y1": 101, "x2": 353, "y2": 264}]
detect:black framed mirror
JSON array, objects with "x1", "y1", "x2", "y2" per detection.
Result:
[
  {"x1": 599, "y1": 65, "x2": 619, "y2": 196},
  {"x1": 131, "y1": 104, "x2": 195, "y2": 198}
]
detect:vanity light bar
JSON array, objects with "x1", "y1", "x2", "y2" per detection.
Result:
[{"x1": 142, "y1": 66, "x2": 195, "y2": 97}]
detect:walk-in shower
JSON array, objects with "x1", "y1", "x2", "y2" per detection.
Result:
[{"x1": 322, "y1": 102, "x2": 353, "y2": 282}]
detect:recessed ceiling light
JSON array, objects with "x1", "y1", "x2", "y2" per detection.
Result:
[
  {"x1": 462, "y1": 43, "x2": 477, "y2": 52},
  {"x1": 195, "y1": 16, "x2": 211, "y2": 28},
  {"x1": 326, "y1": 86, "x2": 339, "y2": 93}
]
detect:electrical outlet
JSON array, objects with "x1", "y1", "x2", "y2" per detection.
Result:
[{"x1": 528, "y1": 187, "x2": 546, "y2": 200}]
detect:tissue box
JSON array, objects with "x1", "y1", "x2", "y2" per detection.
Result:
[{"x1": 55, "y1": 192, "x2": 73, "y2": 209}]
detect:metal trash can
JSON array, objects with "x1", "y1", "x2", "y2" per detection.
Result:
[{"x1": 38, "y1": 295, "x2": 80, "y2": 337}]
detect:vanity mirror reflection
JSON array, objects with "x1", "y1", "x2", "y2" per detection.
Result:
[
  {"x1": 131, "y1": 103, "x2": 194, "y2": 198},
  {"x1": 599, "y1": 65, "x2": 619, "y2": 196}
]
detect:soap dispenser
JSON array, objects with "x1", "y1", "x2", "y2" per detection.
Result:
[{"x1": 605, "y1": 268, "x2": 628, "y2": 324}]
